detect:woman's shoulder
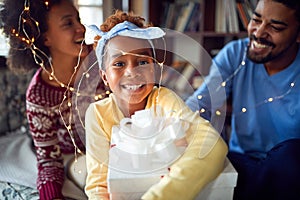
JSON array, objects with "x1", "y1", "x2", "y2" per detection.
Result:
[{"x1": 26, "y1": 68, "x2": 66, "y2": 106}]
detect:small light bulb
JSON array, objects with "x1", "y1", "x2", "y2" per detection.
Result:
[{"x1": 268, "y1": 98, "x2": 273, "y2": 102}]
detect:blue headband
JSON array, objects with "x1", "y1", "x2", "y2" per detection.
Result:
[{"x1": 85, "y1": 21, "x2": 166, "y2": 68}]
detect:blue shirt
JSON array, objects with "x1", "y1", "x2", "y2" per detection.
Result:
[{"x1": 186, "y1": 38, "x2": 300, "y2": 158}]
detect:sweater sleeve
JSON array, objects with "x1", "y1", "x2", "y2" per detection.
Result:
[
  {"x1": 141, "y1": 120, "x2": 228, "y2": 200},
  {"x1": 85, "y1": 103, "x2": 111, "y2": 200},
  {"x1": 142, "y1": 88, "x2": 228, "y2": 200},
  {"x1": 26, "y1": 101, "x2": 65, "y2": 200}
]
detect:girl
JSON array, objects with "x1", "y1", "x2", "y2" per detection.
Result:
[{"x1": 84, "y1": 10, "x2": 228, "y2": 200}]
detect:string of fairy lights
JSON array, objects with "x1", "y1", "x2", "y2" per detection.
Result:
[
  {"x1": 9, "y1": 0, "x2": 112, "y2": 165},
  {"x1": 10, "y1": 0, "x2": 167, "y2": 163},
  {"x1": 196, "y1": 46, "x2": 298, "y2": 118},
  {"x1": 9, "y1": 0, "x2": 298, "y2": 173}
]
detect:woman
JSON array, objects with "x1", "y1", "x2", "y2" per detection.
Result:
[{"x1": 0, "y1": 0, "x2": 107, "y2": 199}]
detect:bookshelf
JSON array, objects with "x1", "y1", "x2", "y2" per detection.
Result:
[
  {"x1": 146, "y1": 0, "x2": 257, "y2": 55},
  {"x1": 129, "y1": 0, "x2": 256, "y2": 98}
]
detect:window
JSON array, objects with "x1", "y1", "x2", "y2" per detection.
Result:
[
  {"x1": 0, "y1": 29, "x2": 9, "y2": 57},
  {"x1": 76, "y1": 0, "x2": 103, "y2": 26}
]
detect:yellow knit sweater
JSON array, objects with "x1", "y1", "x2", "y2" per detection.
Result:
[{"x1": 85, "y1": 87, "x2": 228, "y2": 200}]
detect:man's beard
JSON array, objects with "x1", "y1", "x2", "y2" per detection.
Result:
[
  {"x1": 247, "y1": 47, "x2": 274, "y2": 63},
  {"x1": 246, "y1": 35, "x2": 275, "y2": 63}
]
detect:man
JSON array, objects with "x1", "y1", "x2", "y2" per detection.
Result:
[{"x1": 186, "y1": 0, "x2": 300, "y2": 199}]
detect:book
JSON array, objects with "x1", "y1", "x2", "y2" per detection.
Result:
[
  {"x1": 215, "y1": 0, "x2": 226, "y2": 33},
  {"x1": 236, "y1": 2, "x2": 249, "y2": 30},
  {"x1": 185, "y1": 2, "x2": 201, "y2": 32},
  {"x1": 163, "y1": 3, "x2": 176, "y2": 29},
  {"x1": 175, "y1": 2, "x2": 196, "y2": 32},
  {"x1": 227, "y1": 0, "x2": 240, "y2": 33},
  {"x1": 175, "y1": 62, "x2": 196, "y2": 92}
]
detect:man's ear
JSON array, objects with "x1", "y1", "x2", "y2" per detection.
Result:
[{"x1": 99, "y1": 69, "x2": 108, "y2": 86}]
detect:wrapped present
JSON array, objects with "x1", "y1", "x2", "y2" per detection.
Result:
[
  {"x1": 195, "y1": 158, "x2": 238, "y2": 200},
  {"x1": 108, "y1": 109, "x2": 188, "y2": 173},
  {"x1": 108, "y1": 108, "x2": 187, "y2": 199},
  {"x1": 108, "y1": 167, "x2": 168, "y2": 200},
  {"x1": 107, "y1": 109, "x2": 237, "y2": 199},
  {"x1": 108, "y1": 158, "x2": 237, "y2": 200}
]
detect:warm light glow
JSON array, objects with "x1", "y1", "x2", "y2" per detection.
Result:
[
  {"x1": 200, "y1": 108, "x2": 205, "y2": 113},
  {"x1": 268, "y1": 98, "x2": 273, "y2": 102}
]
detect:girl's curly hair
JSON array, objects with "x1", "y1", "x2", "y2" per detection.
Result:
[
  {"x1": 101, "y1": 10, "x2": 152, "y2": 32},
  {"x1": 0, "y1": 0, "x2": 71, "y2": 73}
]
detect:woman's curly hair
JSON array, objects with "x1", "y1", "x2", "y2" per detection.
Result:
[{"x1": 0, "y1": 0, "x2": 70, "y2": 73}]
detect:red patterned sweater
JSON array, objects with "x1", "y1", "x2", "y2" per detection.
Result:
[{"x1": 26, "y1": 68, "x2": 105, "y2": 200}]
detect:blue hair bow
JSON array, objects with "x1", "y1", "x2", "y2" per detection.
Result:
[{"x1": 84, "y1": 21, "x2": 165, "y2": 68}]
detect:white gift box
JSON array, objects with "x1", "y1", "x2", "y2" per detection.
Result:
[
  {"x1": 108, "y1": 110, "x2": 237, "y2": 199},
  {"x1": 108, "y1": 158, "x2": 237, "y2": 200}
]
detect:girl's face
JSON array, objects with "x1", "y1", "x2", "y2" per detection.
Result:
[
  {"x1": 43, "y1": 0, "x2": 90, "y2": 59},
  {"x1": 101, "y1": 36, "x2": 155, "y2": 113}
]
